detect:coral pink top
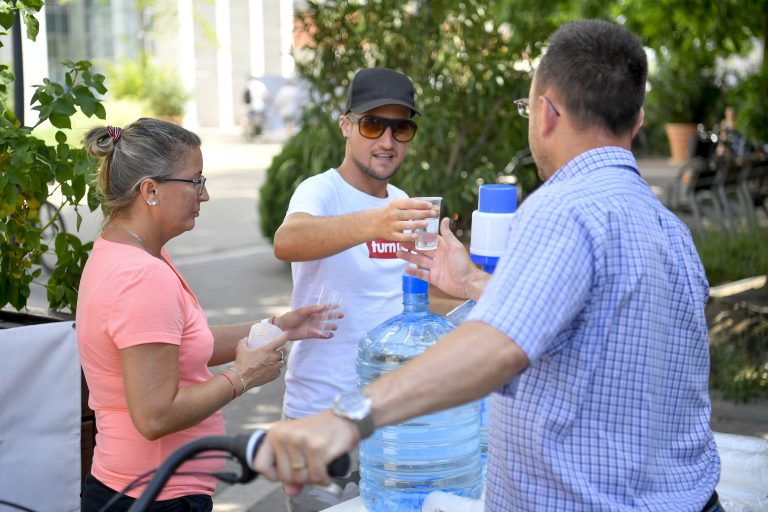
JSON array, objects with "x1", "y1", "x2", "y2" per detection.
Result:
[{"x1": 76, "y1": 237, "x2": 224, "y2": 499}]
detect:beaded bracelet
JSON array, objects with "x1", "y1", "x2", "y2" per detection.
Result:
[
  {"x1": 229, "y1": 367, "x2": 247, "y2": 395},
  {"x1": 220, "y1": 372, "x2": 238, "y2": 400}
]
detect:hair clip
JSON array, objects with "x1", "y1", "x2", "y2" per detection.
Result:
[{"x1": 107, "y1": 126, "x2": 122, "y2": 143}]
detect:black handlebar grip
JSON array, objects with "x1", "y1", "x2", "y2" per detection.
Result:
[{"x1": 327, "y1": 453, "x2": 351, "y2": 477}]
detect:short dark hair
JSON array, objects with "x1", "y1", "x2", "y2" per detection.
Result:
[{"x1": 535, "y1": 19, "x2": 647, "y2": 136}]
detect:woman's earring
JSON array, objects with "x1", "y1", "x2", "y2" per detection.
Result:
[{"x1": 147, "y1": 198, "x2": 158, "y2": 206}]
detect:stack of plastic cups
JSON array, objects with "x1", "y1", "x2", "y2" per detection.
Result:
[
  {"x1": 245, "y1": 321, "x2": 284, "y2": 394},
  {"x1": 445, "y1": 183, "x2": 517, "y2": 481}
]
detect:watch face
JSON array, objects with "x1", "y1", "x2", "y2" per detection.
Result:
[{"x1": 335, "y1": 390, "x2": 371, "y2": 421}]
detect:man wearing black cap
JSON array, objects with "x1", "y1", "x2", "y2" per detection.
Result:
[
  {"x1": 272, "y1": 67, "x2": 436, "y2": 511},
  {"x1": 258, "y1": 21, "x2": 722, "y2": 512}
]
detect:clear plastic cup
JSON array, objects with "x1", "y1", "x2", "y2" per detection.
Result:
[
  {"x1": 313, "y1": 286, "x2": 343, "y2": 336},
  {"x1": 413, "y1": 197, "x2": 442, "y2": 250}
]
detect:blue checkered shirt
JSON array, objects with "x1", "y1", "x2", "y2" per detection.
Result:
[{"x1": 470, "y1": 147, "x2": 720, "y2": 511}]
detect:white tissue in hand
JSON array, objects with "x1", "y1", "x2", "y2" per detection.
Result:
[{"x1": 247, "y1": 321, "x2": 283, "y2": 348}]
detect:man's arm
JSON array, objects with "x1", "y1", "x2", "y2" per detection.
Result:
[
  {"x1": 274, "y1": 198, "x2": 437, "y2": 262},
  {"x1": 253, "y1": 321, "x2": 529, "y2": 489}
]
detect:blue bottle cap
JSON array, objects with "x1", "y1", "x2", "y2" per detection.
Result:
[
  {"x1": 402, "y1": 274, "x2": 428, "y2": 294},
  {"x1": 478, "y1": 184, "x2": 517, "y2": 213},
  {"x1": 470, "y1": 253, "x2": 499, "y2": 273}
]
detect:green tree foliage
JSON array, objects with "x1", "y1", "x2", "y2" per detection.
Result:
[
  {"x1": 261, "y1": 0, "x2": 535, "y2": 241},
  {"x1": 615, "y1": 0, "x2": 767, "y2": 144},
  {"x1": 1, "y1": 2, "x2": 106, "y2": 313}
]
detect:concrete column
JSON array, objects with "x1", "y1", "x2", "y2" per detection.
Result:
[
  {"x1": 249, "y1": 0, "x2": 265, "y2": 77},
  {"x1": 279, "y1": 0, "x2": 293, "y2": 77},
  {"x1": 178, "y1": 0, "x2": 199, "y2": 127},
  {"x1": 215, "y1": 0, "x2": 234, "y2": 128}
]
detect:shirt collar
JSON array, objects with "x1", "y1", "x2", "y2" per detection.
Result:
[{"x1": 543, "y1": 147, "x2": 640, "y2": 187}]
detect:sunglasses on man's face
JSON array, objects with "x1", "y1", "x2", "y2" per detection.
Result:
[{"x1": 346, "y1": 114, "x2": 418, "y2": 143}]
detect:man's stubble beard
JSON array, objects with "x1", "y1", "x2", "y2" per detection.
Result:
[
  {"x1": 352, "y1": 155, "x2": 400, "y2": 182},
  {"x1": 529, "y1": 123, "x2": 555, "y2": 182}
]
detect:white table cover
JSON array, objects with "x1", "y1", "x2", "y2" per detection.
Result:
[{"x1": 0, "y1": 321, "x2": 80, "y2": 512}]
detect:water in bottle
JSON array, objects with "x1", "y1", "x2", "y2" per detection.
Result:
[
  {"x1": 357, "y1": 275, "x2": 482, "y2": 512},
  {"x1": 445, "y1": 300, "x2": 489, "y2": 478}
]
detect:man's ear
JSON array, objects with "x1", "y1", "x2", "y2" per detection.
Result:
[
  {"x1": 540, "y1": 96, "x2": 559, "y2": 137},
  {"x1": 339, "y1": 115, "x2": 351, "y2": 140},
  {"x1": 631, "y1": 107, "x2": 644, "y2": 139}
]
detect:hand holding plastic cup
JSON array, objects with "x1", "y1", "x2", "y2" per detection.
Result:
[
  {"x1": 413, "y1": 197, "x2": 442, "y2": 251},
  {"x1": 246, "y1": 321, "x2": 284, "y2": 394},
  {"x1": 313, "y1": 286, "x2": 344, "y2": 337}
]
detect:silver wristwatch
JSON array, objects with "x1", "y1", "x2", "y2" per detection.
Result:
[{"x1": 331, "y1": 389, "x2": 374, "y2": 440}]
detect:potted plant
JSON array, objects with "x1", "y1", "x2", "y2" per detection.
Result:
[{"x1": 646, "y1": 57, "x2": 724, "y2": 163}]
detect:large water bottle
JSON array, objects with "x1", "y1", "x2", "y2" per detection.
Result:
[
  {"x1": 357, "y1": 275, "x2": 483, "y2": 512},
  {"x1": 445, "y1": 184, "x2": 517, "y2": 479}
]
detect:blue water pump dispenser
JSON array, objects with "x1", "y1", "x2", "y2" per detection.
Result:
[
  {"x1": 357, "y1": 274, "x2": 483, "y2": 511},
  {"x1": 445, "y1": 183, "x2": 517, "y2": 477}
]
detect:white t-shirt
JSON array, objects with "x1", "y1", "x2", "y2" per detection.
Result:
[
  {"x1": 283, "y1": 168, "x2": 409, "y2": 418},
  {"x1": 246, "y1": 79, "x2": 269, "y2": 113}
]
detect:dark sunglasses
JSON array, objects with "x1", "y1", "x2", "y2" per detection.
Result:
[{"x1": 346, "y1": 114, "x2": 418, "y2": 143}]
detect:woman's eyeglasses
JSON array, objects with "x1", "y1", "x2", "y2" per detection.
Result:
[
  {"x1": 346, "y1": 115, "x2": 418, "y2": 143},
  {"x1": 154, "y1": 176, "x2": 207, "y2": 197}
]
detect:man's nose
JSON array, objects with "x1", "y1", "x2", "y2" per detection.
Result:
[{"x1": 378, "y1": 126, "x2": 396, "y2": 147}]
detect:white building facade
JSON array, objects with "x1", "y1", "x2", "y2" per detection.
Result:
[{"x1": 2, "y1": 0, "x2": 297, "y2": 128}]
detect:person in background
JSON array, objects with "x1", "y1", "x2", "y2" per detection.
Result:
[
  {"x1": 716, "y1": 106, "x2": 748, "y2": 157},
  {"x1": 255, "y1": 20, "x2": 722, "y2": 512},
  {"x1": 273, "y1": 79, "x2": 302, "y2": 137},
  {"x1": 243, "y1": 76, "x2": 271, "y2": 141},
  {"x1": 77, "y1": 118, "x2": 334, "y2": 512},
  {"x1": 271, "y1": 67, "x2": 436, "y2": 511}
]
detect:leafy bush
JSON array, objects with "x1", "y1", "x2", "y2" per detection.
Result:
[
  {"x1": 693, "y1": 227, "x2": 768, "y2": 285},
  {"x1": 1, "y1": 1, "x2": 106, "y2": 313},
  {"x1": 709, "y1": 316, "x2": 768, "y2": 403},
  {"x1": 260, "y1": 0, "x2": 535, "y2": 241},
  {"x1": 727, "y1": 72, "x2": 768, "y2": 146},
  {"x1": 104, "y1": 58, "x2": 188, "y2": 118},
  {"x1": 695, "y1": 227, "x2": 768, "y2": 403}
]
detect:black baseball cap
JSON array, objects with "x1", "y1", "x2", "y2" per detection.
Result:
[{"x1": 344, "y1": 67, "x2": 420, "y2": 117}]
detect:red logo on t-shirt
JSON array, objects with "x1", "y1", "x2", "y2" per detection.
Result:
[{"x1": 367, "y1": 238, "x2": 401, "y2": 259}]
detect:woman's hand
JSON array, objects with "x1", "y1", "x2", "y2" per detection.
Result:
[
  {"x1": 276, "y1": 304, "x2": 344, "y2": 341},
  {"x1": 233, "y1": 334, "x2": 288, "y2": 390}
]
